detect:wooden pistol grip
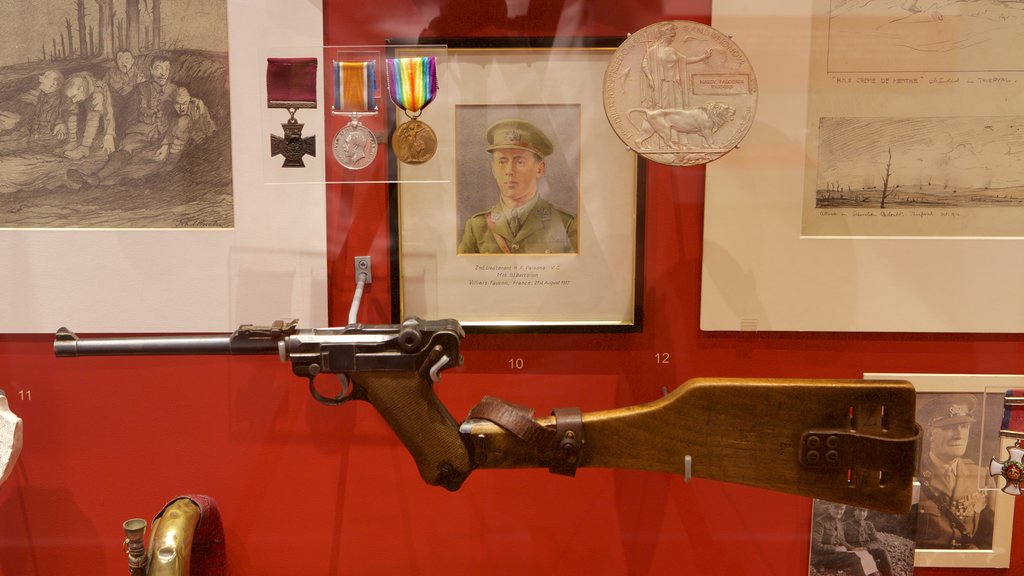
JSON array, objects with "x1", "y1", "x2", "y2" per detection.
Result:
[{"x1": 355, "y1": 372, "x2": 472, "y2": 491}]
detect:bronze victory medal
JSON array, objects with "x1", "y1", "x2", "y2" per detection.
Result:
[
  {"x1": 332, "y1": 121, "x2": 378, "y2": 170},
  {"x1": 392, "y1": 118, "x2": 437, "y2": 165},
  {"x1": 604, "y1": 20, "x2": 757, "y2": 167}
]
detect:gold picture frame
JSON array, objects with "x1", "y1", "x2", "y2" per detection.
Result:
[{"x1": 387, "y1": 37, "x2": 644, "y2": 332}]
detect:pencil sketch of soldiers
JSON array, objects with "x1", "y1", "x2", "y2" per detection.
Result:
[
  {"x1": 0, "y1": 69, "x2": 68, "y2": 155},
  {"x1": 28, "y1": 70, "x2": 69, "y2": 151},
  {"x1": 61, "y1": 72, "x2": 116, "y2": 160},
  {"x1": 105, "y1": 50, "x2": 147, "y2": 138},
  {"x1": 68, "y1": 54, "x2": 180, "y2": 186},
  {"x1": 155, "y1": 86, "x2": 215, "y2": 164},
  {"x1": 640, "y1": 22, "x2": 712, "y2": 109},
  {"x1": 105, "y1": 50, "x2": 147, "y2": 97},
  {"x1": 122, "y1": 54, "x2": 179, "y2": 154}
]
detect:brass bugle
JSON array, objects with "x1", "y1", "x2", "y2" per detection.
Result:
[
  {"x1": 123, "y1": 518, "x2": 149, "y2": 576},
  {"x1": 121, "y1": 498, "x2": 202, "y2": 576}
]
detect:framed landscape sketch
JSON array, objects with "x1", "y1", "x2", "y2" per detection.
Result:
[
  {"x1": 0, "y1": 0, "x2": 232, "y2": 229},
  {"x1": 701, "y1": 0, "x2": 1024, "y2": 333},
  {"x1": 388, "y1": 37, "x2": 644, "y2": 332}
]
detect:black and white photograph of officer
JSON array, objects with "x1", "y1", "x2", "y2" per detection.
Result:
[{"x1": 915, "y1": 393, "x2": 998, "y2": 550}]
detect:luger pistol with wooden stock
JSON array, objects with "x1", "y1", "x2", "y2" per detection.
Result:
[{"x1": 54, "y1": 318, "x2": 922, "y2": 514}]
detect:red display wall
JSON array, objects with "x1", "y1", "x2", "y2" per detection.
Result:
[{"x1": 2, "y1": 1, "x2": 1023, "y2": 574}]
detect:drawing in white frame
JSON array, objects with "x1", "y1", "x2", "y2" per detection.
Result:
[{"x1": 702, "y1": 0, "x2": 1024, "y2": 334}]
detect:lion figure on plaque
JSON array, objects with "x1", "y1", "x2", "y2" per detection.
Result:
[{"x1": 628, "y1": 102, "x2": 735, "y2": 150}]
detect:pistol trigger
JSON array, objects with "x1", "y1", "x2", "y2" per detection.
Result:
[{"x1": 307, "y1": 373, "x2": 353, "y2": 406}]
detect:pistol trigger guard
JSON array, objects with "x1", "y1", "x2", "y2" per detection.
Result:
[{"x1": 308, "y1": 373, "x2": 354, "y2": 406}]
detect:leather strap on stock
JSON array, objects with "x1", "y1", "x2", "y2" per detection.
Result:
[
  {"x1": 468, "y1": 397, "x2": 585, "y2": 477},
  {"x1": 550, "y1": 407, "x2": 584, "y2": 477}
]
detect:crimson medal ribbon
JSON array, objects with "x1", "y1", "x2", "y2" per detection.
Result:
[
  {"x1": 990, "y1": 389, "x2": 1024, "y2": 495},
  {"x1": 999, "y1": 389, "x2": 1024, "y2": 438},
  {"x1": 333, "y1": 60, "x2": 378, "y2": 113},
  {"x1": 386, "y1": 57, "x2": 438, "y2": 117},
  {"x1": 266, "y1": 57, "x2": 319, "y2": 109}
]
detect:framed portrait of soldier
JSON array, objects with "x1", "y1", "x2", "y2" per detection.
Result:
[
  {"x1": 866, "y1": 372, "x2": 1018, "y2": 568},
  {"x1": 454, "y1": 104, "x2": 580, "y2": 256},
  {"x1": 388, "y1": 37, "x2": 644, "y2": 332}
]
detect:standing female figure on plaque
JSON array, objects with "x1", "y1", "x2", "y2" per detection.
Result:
[{"x1": 640, "y1": 22, "x2": 712, "y2": 110}]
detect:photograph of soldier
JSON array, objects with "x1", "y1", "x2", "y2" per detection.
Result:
[
  {"x1": 0, "y1": 0, "x2": 232, "y2": 228},
  {"x1": 809, "y1": 500, "x2": 917, "y2": 576},
  {"x1": 456, "y1": 106, "x2": 580, "y2": 255},
  {"x1": 915, "y1": 393, "x2": 998, "y2": 550}
]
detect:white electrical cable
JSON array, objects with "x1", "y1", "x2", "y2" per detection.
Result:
[{"x1": 348, "y1": 273, "x2": 367, "y2": 325}]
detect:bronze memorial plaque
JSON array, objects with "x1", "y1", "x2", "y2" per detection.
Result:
[{"x1": 604, "y1": 20, "x2": 757, "y2": 167}]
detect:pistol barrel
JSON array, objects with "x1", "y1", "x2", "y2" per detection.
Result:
[{"x1": 54, "y1": 328, "x2": 279, "y2": 357}]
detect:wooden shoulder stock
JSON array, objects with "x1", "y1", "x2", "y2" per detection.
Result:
[{"x1": 462, "y1": 378, "x2": 920, "y2": 514}]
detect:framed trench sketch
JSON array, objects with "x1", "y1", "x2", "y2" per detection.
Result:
[
  {"x1": 387, "y1": 37, "x2": 644, "y2": 332},
  {"x1": 0, "y1": 1, "x2": 329, "y2": 333},
  {"x1": 701, "y1": 0, "x2": 1024, "y2": 333},
  {"x1": 804, "y1": 0, "x2": 1024, "y2": 238},
  {"x1": 0, "y1": 0, "x2": 232, "y2": 229},
  {"x1": 866, "y1": 373, "x2": 1018, "y2": 568},
  {"x1": 808, "y1": 115, "x2": 1024, "y2": 237}
]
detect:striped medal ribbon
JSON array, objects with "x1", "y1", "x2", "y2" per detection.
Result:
[
  {"x1": 990, "y1": 390, "x2": 1024, "y2": 495},
  {"x1": 333, "y1": 60, "x2": 378, "y2": 114},
  {"x1": 386, "y1": 57, "x2": 439, "y2": 165},
  {"x1": 386, "y1": 57, "x2": 438, "y2": 117}
]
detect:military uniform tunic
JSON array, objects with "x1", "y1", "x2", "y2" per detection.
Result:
[
  {"x1": 458, "y1": 197, "x2": 577, "y2": 254},
  {"x1": 918, "y1": 456, "x2": 995, "y2": 549}
]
